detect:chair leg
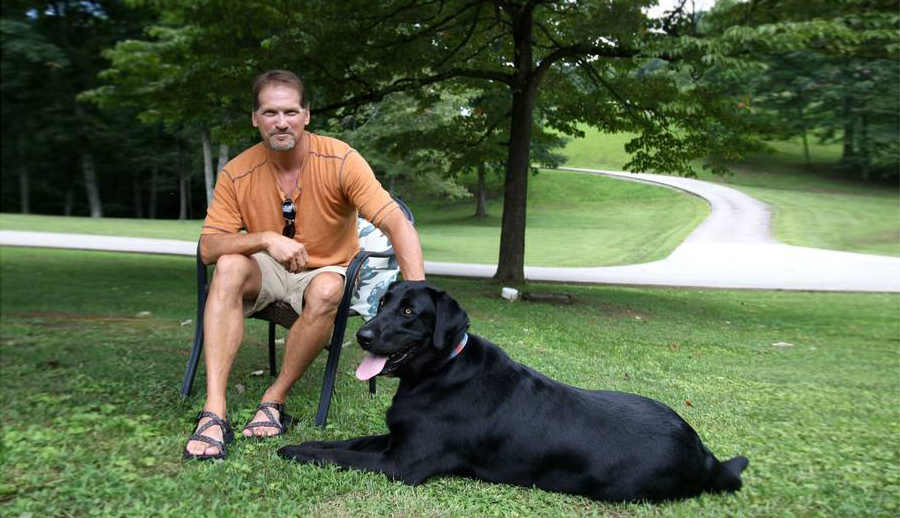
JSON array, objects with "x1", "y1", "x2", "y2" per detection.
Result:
[
  {"x1": 180, "y1": 320, "x2": 204, "y2": 398},
  {"x1": 268, "y1": 321, "x2": 277, "y2": 377},
  {"x1": 314, "y1": 333, "x2": 343, "y2": 428},
  {"x1": 369, "y1": 378, "x2": 376, "y2": 395}
]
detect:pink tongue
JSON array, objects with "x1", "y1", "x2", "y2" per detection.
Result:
[{"x1": 355, "y1": 354, "x2": 388, "y2": 381}]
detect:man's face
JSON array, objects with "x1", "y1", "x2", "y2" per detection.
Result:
[{"x1": 252, "y1": 84, "x2": 310, "y2": 151}]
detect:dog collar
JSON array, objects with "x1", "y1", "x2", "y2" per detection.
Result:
[{"x1": 448, "y1": 333, "x2": 468, "y2": 359}]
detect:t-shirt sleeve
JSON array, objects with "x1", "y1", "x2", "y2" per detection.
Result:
[
  {"x1": 340, "y1": 150, "x2": 399, "y2": 226},
  {"x1": 201, "y1": 170, "x2": 244, "y2": 235}
]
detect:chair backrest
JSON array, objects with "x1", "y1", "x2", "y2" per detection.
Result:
[{"x1": 349, "y1": 197, "x2": 413, "y2": 320}]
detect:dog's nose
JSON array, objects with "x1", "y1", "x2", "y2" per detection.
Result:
[{"x1": 356, "y1": 327, "x2": 375, "y2": 347}]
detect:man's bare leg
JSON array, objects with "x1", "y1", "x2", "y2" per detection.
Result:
[
  {"x1": 243, "y1": 272, "x2": 344, "y2": 437},
  {"x1": 185, "y1": 254, "x2": 262, "y2": 457}
]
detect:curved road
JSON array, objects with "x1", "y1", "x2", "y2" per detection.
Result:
[{"x1": 1, "y1": 167, "x2": 898, "y2": 292}]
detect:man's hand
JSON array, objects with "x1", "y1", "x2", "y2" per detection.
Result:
[{"x1": 265, "y1": 232, "x2": 310, "y2": 273}]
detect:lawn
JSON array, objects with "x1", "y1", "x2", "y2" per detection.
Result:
[
  {"x1": 559, "y1": 127, "x2": 900, "y2": 257},
  {"x1": 1, "y1": 247, "x2": 898, "y2": 517},
  {"x1": 0, "y1": 168, "x2": 709, "y2": 268}
]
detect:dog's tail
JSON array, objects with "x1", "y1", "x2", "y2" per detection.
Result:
[{"x1": 706, "y1": 455, "x2": 749, "y2": 493}]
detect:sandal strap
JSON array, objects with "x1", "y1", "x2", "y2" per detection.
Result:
[
  {"x1": 196, "y1": 411, "x2": 232, "y2": 433},
  {"x1": 185, "y1": 410, "x2": 232, "y2": 454},
  {"x1": 186, "y1": 433, "x2": 225, "y2": 450},
  {"x1": 243, "y1": 402, "x2": 286, "y2": 432}
]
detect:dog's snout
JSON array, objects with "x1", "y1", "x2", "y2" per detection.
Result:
[{"x1": 356, "y1": 327, "x2": 375, "y2": 347}]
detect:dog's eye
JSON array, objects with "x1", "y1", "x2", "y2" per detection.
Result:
[{"x1": 403, "y1": 308, "x2": 413, "y2": 316}]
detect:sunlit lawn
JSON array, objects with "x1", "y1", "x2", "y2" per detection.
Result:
[
  {"x1": 0, "y1": 169, "x2": 709, "y2": 268},
  {"x1": 560, "y1": 128, "x2": 900, "y2": 256}
]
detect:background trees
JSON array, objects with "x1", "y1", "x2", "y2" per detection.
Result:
[{"x1": 1, "y1": 0, "x2": 896, "y2": 280}]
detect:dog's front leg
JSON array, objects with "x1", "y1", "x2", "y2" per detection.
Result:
[
  {"x1": 294, "y1": 433, "x2": 391, "y2": 453},
  {"x1": 279, "y1": 444, "x2": 421, "y2": 484}
]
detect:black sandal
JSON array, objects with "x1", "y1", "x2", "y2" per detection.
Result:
[
  {"x1": 242, "y1": 402, "x2": 294, "y2": 439},
  {"x1": 183, "y1": 410, "x2": 234, "y2": 461}
]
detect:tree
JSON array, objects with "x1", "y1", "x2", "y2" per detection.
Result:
[
  {"x1": 93, "y1": 0, "x2": 879, "y2": 280},
  {"x1": 704, "y1": 0, "x2": 899, "y2": 179},
  {"x1": 104, "y1": 0, "x2": 755, "y2": 280},
  {"x1": 0, "y1": 15, "x2": 69, "y2": 214},
  {"x1": 1, "y1": 0, "x2": 161, "y2": 218}
]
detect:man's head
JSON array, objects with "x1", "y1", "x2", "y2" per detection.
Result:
[{"x1": 251, "y1": 70, "x2": 310, "y2": 152}]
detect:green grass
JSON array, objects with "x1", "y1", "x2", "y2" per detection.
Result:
[
  {"x1": 558, "y1": 127, "x2": 637, "y2": 171},
  {"x1": 0, "y1": 213, "x2": 204, "y2": 242},
  {"x1": 2, "y1": 247, "x2": 898, "y2": 517},
  {"x1": 560, "y1": 128, "x2": 900, "y2": 257},
  {"x1": 0, "y1": 169, "x2": 709, "y2": 268},
  {"x1": 694, "y1": 145, "x2": 900, "y2": 256},
  {"x1": 415, "y1": 169, "x2": 707, "y2": 266}
]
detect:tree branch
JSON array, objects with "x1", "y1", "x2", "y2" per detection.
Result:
[{"x1": 315, "y1": 67, "x2": 514, "y2": 114}]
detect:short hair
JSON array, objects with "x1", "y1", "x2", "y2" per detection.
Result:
[{"x1": 252, "y1": 70, "x2": 309, "y2": 111}]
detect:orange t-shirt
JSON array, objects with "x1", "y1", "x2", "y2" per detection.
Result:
[{"x1": 201, "y1": 133, "x2": 398, "y2": 268}]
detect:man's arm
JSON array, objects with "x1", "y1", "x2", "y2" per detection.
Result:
[
  {"x1": 377, "y1": 209, "x2": 425, "y2": 281},
  {"x1": 200, "y1": 232, "x2": 310, "y2": 273}
]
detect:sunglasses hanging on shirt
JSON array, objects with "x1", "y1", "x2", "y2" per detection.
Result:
[{"x1": 282, "y1": 199, "x2": 296, "y2": 238}]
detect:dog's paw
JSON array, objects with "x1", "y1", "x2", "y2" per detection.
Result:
[{"x1": 277, "y1": 444, "x2": 317, "y2": 463}]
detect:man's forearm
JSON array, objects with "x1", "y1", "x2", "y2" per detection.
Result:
[
  {"x1": 199, "y1": 232, "x2": 276, "y2": 265},
  {"x1": 379, "y1": 211, "x2": 425, "y2": 281}
]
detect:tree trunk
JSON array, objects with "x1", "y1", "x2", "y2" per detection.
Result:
[
  {"x1": 179, "y1": 141, "x2": 188, "y2": 220},
  {"x1": 81, "y1": 151, "x2": 103, "y2": 218},
  {"x1": 64, "y1": 189, "x2": 74, "y2": 216},
  {"x1": 474, "y1": 162, "x2": 488, "y2": 217},
  {"x1": 217, "y1": 143, "x2": 229, "y2": 178},
  {"x1": 494, "y1": 8, "x2": 536, "y2": 283},
  {"x1": 201, "y1": 128, "x2": 214, "y2": 206},
  {"x1": 801, "y1": 131, "x2": 810, "y2": 166},
  {"x1": 133, "y1": 170, "x2": 144, "y2": 218},
  {"x1": 16, "y1": 133, "x2": 30, "y2": 214},
  {"x1": 148, "y1": 164, "x2": 158, "y2": 219},
  {"x1": 841, "y1": 96, "x2": 856, "y2": 166},
  {"x1": 18, "y1": 163, "x2": 30, "y2": 215},
  {"x1": 859, "y1": 113, "x2": 871, "y2": 181}
]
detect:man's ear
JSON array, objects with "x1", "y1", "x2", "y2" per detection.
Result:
[{"x1": 430, "y1": 286, "x2": 470, "y2": 350}]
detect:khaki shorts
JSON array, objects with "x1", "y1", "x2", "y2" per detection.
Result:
[{"x1": 243, "y1": 252, "x2": 347, "y2": 317}]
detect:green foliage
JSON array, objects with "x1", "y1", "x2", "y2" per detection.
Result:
[{"x1": 701, "y1": 0, "x2": 900, "y2": 180}]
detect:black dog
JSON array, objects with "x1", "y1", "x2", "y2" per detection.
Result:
[{"x1": 279, "y1": 281, "x2": 749, "y2": 503}]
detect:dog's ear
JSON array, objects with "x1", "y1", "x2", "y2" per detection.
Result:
[{"x1": 430, "y1": 287, "x2": 470, "y2": 350}]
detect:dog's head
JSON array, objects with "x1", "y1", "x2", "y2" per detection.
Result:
[{"x1": 355, "y1": 281, "x2": 469, "y2": 380}]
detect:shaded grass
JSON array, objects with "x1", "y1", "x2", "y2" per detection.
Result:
[
  {"x1": 1, "y1": 247, "x2": 898, "y2": 517},
  {"x1": 560, "y1": 129, "x2": 899, "y2": 256}
]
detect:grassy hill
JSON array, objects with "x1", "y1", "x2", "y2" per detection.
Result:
[{"x1": 560, "y1": 127, "x2": 899, "y2": 257}]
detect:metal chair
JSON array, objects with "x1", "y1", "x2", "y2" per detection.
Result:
[{"x1": 179, "y1": 197, "x2": 413, "y2": 428}]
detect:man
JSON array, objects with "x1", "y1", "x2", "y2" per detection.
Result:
[{"x1": 184, "y1": 70, "x2": 425, "y2": 460}]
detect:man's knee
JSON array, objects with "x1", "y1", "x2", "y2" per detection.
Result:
[
  {"x1": 211, "y1": 254, "x2": 258, "y2": 295},
  {"x1": 304, "y1": 274, "x2": 344, "y2": 315}
]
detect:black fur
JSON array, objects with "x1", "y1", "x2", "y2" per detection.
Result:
[{"x1": 279, "y1": 281, "x2": 749, "y2": 503}]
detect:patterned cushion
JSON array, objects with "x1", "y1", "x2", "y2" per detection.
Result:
[{"x1": 350, "y1": 218, "x2": 400, "y2": 320}]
